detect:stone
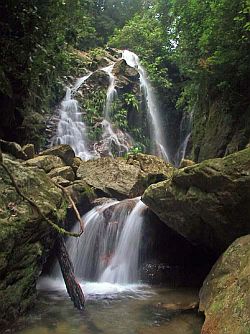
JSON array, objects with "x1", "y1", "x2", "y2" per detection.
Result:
[
  {"x1": 23, "y1": 155, "x2": 65, "y2": 173},
  {"x1": 48, "y1": 166, "x2": 75, "y2": 182},
  {"x1": 113, "y1": 59, "x2": 139, "y2": 81},
  {"x1": 0, "y1": 158, "x2": 67, "y2": 325},
  {"x1": 72, "y1": 157, "x2": 82, "y2": 174},
  {"x1": 199, "y1": 235, "x2": 250, "y2": 334},
  {"x1": 51, "y1": 176, "x2": 71, "y2": 187},
  {"x1": 157, "y1": 301, "x2": 198, "y2": 312},
  {"x1": 142, "y1": 148, "x2": 250, "y2": 254},
  {"x1": 87, "y1": 70, "x2": 110, "y2": 88},
  {"x1": 39, "y1": 144, "x2": 75, "y2": 166},
  {"x1": 0, "y1": 139, "x2": 28, "y2": 160},
  {"x1": 22, "y1": 144, "x2": 35, "y2": 159},
  {"x1": 77, "y1": 154, "x2": 174, "y2": 199},
  {"x1": 65, "y1": 180, "x2": 96, "y2": 215},
  {"x1": 179, "y1": 159, "x2": 195, "y2": 168}
]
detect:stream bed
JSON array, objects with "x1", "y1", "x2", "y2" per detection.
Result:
[{"x1": 12, "y1": 282, "x2": 203, "y2": 334}]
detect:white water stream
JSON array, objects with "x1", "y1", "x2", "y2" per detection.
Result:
[
  {"x1": 53, "y1": 73, "x2": 94, "y2": 160},
  {"x1": 39, "y1": 198, "x2": 147, "y2": 296},
  {"x1": 122, "y1": 50, "x2": 170, "y2": 161}
]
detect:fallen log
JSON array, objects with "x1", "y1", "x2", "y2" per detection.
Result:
[{"x1": 55, "y1": 234, "x2": 85, "y2": 310}]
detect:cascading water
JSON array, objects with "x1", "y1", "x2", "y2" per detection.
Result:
[
  {"x1": 103, "y1": 65, "x2": 117, "y2": 120},
  {"x1": 99, "y1": 200, "x2": 146, "y2": 284},
  {"x1": 122, "y1": 50, "x2": 170, "y2": 162},
  {"x1": 174, "y1": 111, "x2": 193, "y2": 166},
  {"x1": 52, "y1": 73, "x2": 94, "y2": 160},
  {"x1": 41, "y1": 197, "x2": 147, "y2": 296},
  {"x1": 67, "y1": 197, "x2": 146, "y2": 284},
  {"x1": 96, "y1": 64, "x2": 133, "y2": 157}
]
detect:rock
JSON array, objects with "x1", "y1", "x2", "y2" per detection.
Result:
[
  {"x1": 22, "y1": 144, "x2": 35, "y2": 159},
  {"x1": 77, "y1": 154, "x2": 174, "y2": 199},
  {"x1": 23, "y1": 155, "x2": 65, "y2": 173},
  {"x1": 51, "y1": 176, "x2": 72, "y2": 187},
  {"x1": 71, "y1": 157, "x2": 82, "y2": 174},
  {"x1": 142, "y1": 148, "x2": 250, "y2": 254},
  {"x1": 48, "y1": 166, "x2": 75, "y2": 182},
  {"x1": 39, "y1": 144, "x2": 75, "y2": 166},
  {"x1": 179, "y1": 159, "x2": 195, "y2": 168},
  {"x1": 65, "y1": 180, "x2": 96, "y2": 215},
  {"x1": 0, "y1": 158, "x2": 67, "y2": 325},
  {"x1": 87, "y1": 70, "x2": 110, "y2": 88},
  {"x1": 112, "y1": 59, "x2": 140, "y2": 94},
  {"x1": 199, "y1": 235, "x2": 250, "y2": 334},
  {"x1": 157, "y1": 301, "x2": 198, "y2": 312},
  {"x1": 113, "y1": 59, "x2": 139, "y2": 81},
  {"x1": 0, "y1": 139, "x2": 28, "y2": 160}
]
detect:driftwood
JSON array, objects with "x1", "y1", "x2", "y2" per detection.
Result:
[
  {"x1": 0, "y1": 148, "x2": 85, "y2": 309},
  {"x1": 56, "y1": 235, "x2": 85, "y2": 309}
]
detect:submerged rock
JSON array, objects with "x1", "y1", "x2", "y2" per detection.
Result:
[
  {"x1": 199, "y1": 235, "x2": 250, "y2": 334},
  {"x1": 142, "y1": 148, "x2": 250, "y2": 254},
  {"x1": 77, "y1": 153, "x2": 174, "y2": 199},
  {"x1": 0, "y1": 158, "x2": 67, "y2": 325}
]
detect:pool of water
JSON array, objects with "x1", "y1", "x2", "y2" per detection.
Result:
[{"x1": 11, "y1": 280, "x2": 203, "y2": 334}]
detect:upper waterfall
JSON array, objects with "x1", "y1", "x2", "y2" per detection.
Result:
[
  {"x1": 52, "y1": 73, "x2": 94, "y2": 160},
  {"x1": 122, "y1": 50, "x2": 170, "y2": 162}
]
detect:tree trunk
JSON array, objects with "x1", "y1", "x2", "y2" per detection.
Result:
[{"x1": 55, "y1": 235, "x2": 85, "y2": 310}]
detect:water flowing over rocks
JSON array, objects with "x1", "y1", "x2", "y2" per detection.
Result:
[
  {"x1": 199, "y1": 235, "x2": 250, "y2": 334},
  {"x1": 142, "y1": 148, "x2": 250, "y2": 255}
]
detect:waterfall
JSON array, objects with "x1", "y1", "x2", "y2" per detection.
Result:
[
  {"x1": 99, "y1": 200, "x2": 146, "y2": 284},
  {"x1": 102, "y1": 65, "x2": 117, "y2": 120},
  {"x1": 66, "y1": 198, "x2": 146, "y2": 284},
  {"x1": 174, "y1": 111, "x2": 193, "y2": 166},
  {"x1": 122, "y1": 50, "x2": 170, "y2": 162},
  {"x1": 95, "y1": 64, "x2": 133, "y2": 157},
  {"x1": 53, "y1": 73, "x2": 94, "y2": 160}
]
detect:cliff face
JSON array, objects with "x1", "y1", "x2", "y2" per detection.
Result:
[{"x1": 191, "y1": 97, "x2": 250, "y2": 162}]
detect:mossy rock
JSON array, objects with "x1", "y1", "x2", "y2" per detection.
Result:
[
  {"x1": 0, "y1": 158, "x2": 67, "y2": 325},
  {"x1": 39, "y1": 144, "x2": 75, "y2": 166},
  {"x1": 23, "y1": 155, "x2": 65, "y2": 173},
  {"x1": 142, "y1": 148, "x2": 250, "y2": 254},
  {"x1": 48, "y1": 166, "x2": 75, "y2": 182},
  {"x1": 199, "y1": 235, "x2": 250, "y2": 334}
]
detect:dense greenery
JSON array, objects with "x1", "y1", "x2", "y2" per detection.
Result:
[{"x1": 0, "y1": 0, "x2": 249, "y2": 154}]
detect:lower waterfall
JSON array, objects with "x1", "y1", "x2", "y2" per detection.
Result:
[{"x1": 39, "y1": 198, "x2": 148, "y2": 296}]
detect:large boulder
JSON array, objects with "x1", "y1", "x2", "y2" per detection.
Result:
[
  {"x1": 142, "y1": 148, "x2": 250, "y2": 254},
  {"x1": 77, "y1": 154, "x2": 174, "y2": 199},
  {"x1": 39, "y1": 144, "x2": 75, "y2": 166},
  {"x1": 0, "y1": 158, "x2": 67, "y2": 326},
  {"x1": 199, "y1": 235, "x2": 250, "y2": 334},
  {"x1": 23, "y1": 155, "x2": 65, "y2": 173}
]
